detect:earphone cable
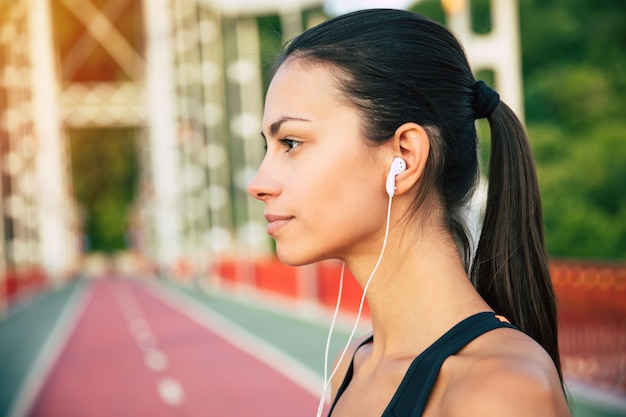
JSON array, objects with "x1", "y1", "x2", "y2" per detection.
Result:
[
  {"x1": 316, "y1": 194, "x2": 394, "y2": 417},
  {"x1": 316, "y1": 262, "x2": 344, "y2": 417}
]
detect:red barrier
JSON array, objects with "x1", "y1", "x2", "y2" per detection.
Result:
[
  {"x1": 210, "y1": 257, "x2": 626, "y2": 395},
  {"x1": 212, "y1": 258, "x2": 237, "y2": 284},
  {"x1": 316, "y1": 261, "x2": 370, "y2": 318},
  {"x1": 0, "y1": 266, "x2": 49, "y2": 308},
  {"x1": 551, "y1": 260, "x2": 626, "y2": 395},
  {"x1": 211, "y1": 258, "x2": 370, "y2": 316},
  {"x1": 25, "y1": 267, "x2": 47, "y2": 291},
  {"x1": 4, "y1": 270, "x2": 19, "y2": 300},
  {"x1": 254, "y1": 258, "x2": 299, "y2": 298}
]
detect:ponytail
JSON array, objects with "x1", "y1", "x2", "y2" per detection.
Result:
[{"x1": 470, "y1": 101, "x2": 563, "y2": 382}]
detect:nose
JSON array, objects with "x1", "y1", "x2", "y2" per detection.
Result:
[{"x1": 248, "y1": 159, "x2": 279, "y2": 201}]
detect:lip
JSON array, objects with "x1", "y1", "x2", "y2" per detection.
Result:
[{"x1": 265, "y1": 214, "x2": 294, "y2": 236}]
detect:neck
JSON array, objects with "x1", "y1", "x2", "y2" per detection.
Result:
[{"x1": 345, "y1": 218, "x2": 491, "y2": 360}]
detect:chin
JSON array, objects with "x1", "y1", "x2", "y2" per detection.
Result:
[
  {"x1": 276, "y1": 253, "x2": 312, "y2": 267},
  {"x1": 276, "y1": 246, "x2": 323, "y2": 267}
]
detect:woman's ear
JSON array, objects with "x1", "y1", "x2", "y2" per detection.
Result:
[{"x1": 390, "y1": 122, "x2": 430, "y2": 196}]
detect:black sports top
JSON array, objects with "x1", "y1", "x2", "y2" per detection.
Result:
[{"x1": 328, "y1": 312, "x2": 517, "y2": 417}]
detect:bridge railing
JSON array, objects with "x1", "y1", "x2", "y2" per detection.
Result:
[{"x1": 200, "y1": 257, "x2": 626, "y2": 397}]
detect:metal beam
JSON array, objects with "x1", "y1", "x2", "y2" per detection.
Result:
[
  {"x1": 59, "y1": 0, "x2": 145, "y2": 80},
  {"x1": 59, "y1": 82, "x2": 146, "y2": 128},
  {"x1": 62, "y1": 0, "x2": 135, "y2": 81}
]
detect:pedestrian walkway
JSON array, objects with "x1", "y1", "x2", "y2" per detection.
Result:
[
  {"x1": 1, "y1": 277, "x2": 326, "y2": 417},
  {"x1": 0, "y1": 276, "x2": 624, "y2": 417}
]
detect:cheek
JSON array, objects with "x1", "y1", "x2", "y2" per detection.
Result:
[
  {"x1": 290, "y1": 142, "x2": 387, "y2": 225},
  {"x1": 304, "y1": 164, "x2": 386, "y2": 232}
]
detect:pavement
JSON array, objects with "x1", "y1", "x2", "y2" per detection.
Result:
[{"x1": 0, "y1": 275, "x2": 624, "y2": 417}]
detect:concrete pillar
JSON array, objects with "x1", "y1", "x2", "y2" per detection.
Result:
[
  {"x1": 31, "y1": 0, "x2": 78, "y2": 281},
  {"x1": 142, "y1": 0, "x2": 182, "y2": 270}
]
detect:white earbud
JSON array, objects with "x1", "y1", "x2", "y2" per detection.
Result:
[{"x1": 385, "y1": 157, "x2": 407, "y2": 197}]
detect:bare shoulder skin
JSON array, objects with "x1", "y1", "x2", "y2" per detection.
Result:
[
  {"x1": 425, "y1": 328, "x2": 570, "y2": 417},
  {"x1": 329, "y1": 327, "x2": 570, "y2": 417}
]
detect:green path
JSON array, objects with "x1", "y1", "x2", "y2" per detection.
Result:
[
  {"x1": 567, "y1": 385, "x2": 626, "y2": 417},
  {"x1": 0, "y1": 279, "x2": 85, "y2": 417},
  {"x1": 159, "y1": 279, "x2": 363, "y2": 374}
]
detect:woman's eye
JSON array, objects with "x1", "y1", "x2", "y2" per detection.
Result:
[{"x1": 278, "y1": 138, "x2": 302, "y2": 152}]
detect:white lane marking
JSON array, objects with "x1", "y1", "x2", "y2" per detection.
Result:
[
  {"x1": 111, "y1": 282, "x2": 187, "y2": 407},
  {"x1": 144, "y1": 348, "x2": 169, "y2": 372},
  {"x1": 136, "y1": 334, "x2": 158, "y2": 352},
  {"x1": 129, "y1": 317, "x2": 149, "y2": 333},
  {"x1": 144, "y1": 281, "x2": 324, "y2": 399},
  {"x1": 134, "y1": 327, "x2": 156, "y2": 345},
  {"x1": 112, "y1": 284, "x2": 161, "y2": 356},
  {"x1": 158, "y1": 377, "x2": 185, "y2": 406}
]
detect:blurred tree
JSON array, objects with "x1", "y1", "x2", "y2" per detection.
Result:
[
  {"x1": 406, "y1": 0, "x2": 626, "y2": 260},
  {"x1": 521, "y1": 0, "x2": 626, "y2": 259},
  {"x1": 69, "y1": 128, "x2": 139, "y2": 253},
  {"x1": 257, "y1": 14, "x2": 284, "y2": 93}
]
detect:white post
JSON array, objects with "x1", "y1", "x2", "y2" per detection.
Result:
[
  {"x1": 142, "y1": 0, "x2": 181, "y2": 270},
  {"x1": 279, "y1": 6, "x2": 304, "y2": 44},
  {"x1": 444, "y1": 0, "x2": 524, "y2": 121},
  {"x1": 233, "y1": 17, "x2": 267, "y2": 255},
  {"x1": 31, "y1": 0, "x2": 76, "y2": 282}
]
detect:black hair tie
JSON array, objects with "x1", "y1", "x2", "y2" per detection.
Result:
[{"x1": 472, "y1": 80, "x2": 500, "y2": 120}]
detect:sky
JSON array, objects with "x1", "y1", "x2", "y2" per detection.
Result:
[
  {"x1": 324, "y1": 0, "x2": 415, "y2": 15},
  {"x1": 202, "y1": 0, "x2": 416, "y2": 15}
]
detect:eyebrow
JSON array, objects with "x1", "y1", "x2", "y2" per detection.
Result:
[{"x1": 261, "y1": 116, "x2": 311, "y2": 139}]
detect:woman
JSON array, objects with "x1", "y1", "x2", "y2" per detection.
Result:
[{"x1": 248, "y1": 8, "x2": 570, "y2": 417}]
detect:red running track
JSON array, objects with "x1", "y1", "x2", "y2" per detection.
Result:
[{"x1": 27, "y1": 279, "x2": 319, "y2": 417}]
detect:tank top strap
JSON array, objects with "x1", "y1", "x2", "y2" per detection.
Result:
[
  {"x1": 328, "y1": 334, "x2": 374, "y2": 415},
  {"x1": 386, "y1": 312, "x2": 517, "y2": 417}
]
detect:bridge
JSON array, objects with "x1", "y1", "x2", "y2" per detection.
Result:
[{"x1": 0, "y1": 1, "x2": 624, "y2": 416}]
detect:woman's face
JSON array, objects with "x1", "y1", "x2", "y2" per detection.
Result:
[{"x1": 248, "y1": 59, "x2": 391, "y2": 266}]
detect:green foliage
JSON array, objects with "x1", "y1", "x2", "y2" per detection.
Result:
[
  {"x1": 410, "y1": 0, "x2": 445, "y2": 23},
  {"x1": 411, "y1": 0, "x2": 626, "y2": 260},
  {"x1": 70, "y1": 128, "x2": 138, "y2": 253},
  {"x1": 521, "y1": 1, "x2": 626, "y2": 259},
  {"x1": 532, "y1": 122, "x2": 626, "y2": 259},
  {"x1": 257, "y1": 14, "x2": 284, "y2": 93}
]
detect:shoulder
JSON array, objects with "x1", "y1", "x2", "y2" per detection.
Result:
[
  {"x1": 329, "y1": 333, "x2": 373, "y2": 400},
  {"x1": 438, "y1": 328, "x2": 570, "y2": 417}
]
